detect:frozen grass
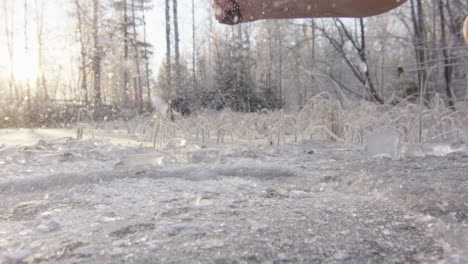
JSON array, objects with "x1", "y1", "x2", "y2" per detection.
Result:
[
  {"x1": 160, "y1": 94, "x2": 467, "y2": 147},
  {"x1": 78, "y1": 94, "x2": 467, "y2": 148}
]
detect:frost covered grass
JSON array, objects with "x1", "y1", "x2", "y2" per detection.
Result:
[
  {"x1": 297, "y1": 93, "x2": 468, "y2": 144},
  {"x1": 125, "y1": 94, "x2": 467, "y2": 148}
]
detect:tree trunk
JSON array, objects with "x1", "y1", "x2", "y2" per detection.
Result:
[
  {"x1": 23, "y1": 0, "x2": 30, "y2": 116},
  {"x1": 141, "y1": 0, "x2": 151, "y2": 108},
  {"x1": 357, "y1": 19, "x2": 383, "y2": 104},
  {"x1": 173, "y1": 0, "x2": 181, "y2": 97},
  {"x1": 3, "y1": 0, "x2": 14, "y2": 99},
  {"x1": 75, "y1": 0, "x2": 88, "y2": 105},
  {"x1": 191, "y1": 0, "x2": 196, "y2": 91},
  {"x1": 123, "y1": 0, "x2": 130, "y2": 105},
  {"x1": 310, "y1": 19, "x2": 315, "y2": 87},
  {"x1": 165, "y1": 0, "x2": 172, "y2": 92},
  {"x1": 131, "y1": 0, "x2": 142, "y2": 106},
  {"x1": 410, "y1": 0, "x2": 427, "y2": 98},
  {"x1": 276, "y1": 22, "x2": 283, "y2": 109},
  {"x1": 438, "y1": 0, "x2": 455, "y2": 110},
  {"x1": 34, "y1": 0, "x2": 48, "y2": 100},
  {"x1": 92, "y1": 0, "x2": 102, "y2": 107},
  {"x1": 307, "y1": 19, "x2": 316, "y2": 104}
]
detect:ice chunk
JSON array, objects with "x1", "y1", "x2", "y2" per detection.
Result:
[
  {"x1": 166, "y1": 138, "x2": 187, "y2": 148},
  {"x1": 187, "y1": 150, "x2": 220, "y2": 164},
  {"x1": 151, "y1": 96, "x2": 169, "y2": 117},
  {"x1": 3, "y1": 251, "x2": 29, "y2": 264},
  {"x1": 33, "y1": 152, "x2": 75, "y2": 164},
  {"x1": 422, "y1": 143, "x2": 467, "y2": 157},
  {"x1": 445, "y1": 151, "x2": 468, "y2": 161},
  {"x1": 35, "y1": 218, "x2": 61, "y2": 233},
  {"x1": 0, "y1": 146, "x2": 16, "y2": 156},
  {"x1": 86, "y1": 150, "x2": 109, "y2": 161},
  {"x1": 400, "y1": 144, "x2": 425, "y2": 158},
  {"x1": 116, "y1": 152, "x2": 165, "y2": 167},
  {"x1": 365, "y1": 127, "x2": 401, "y2": 159},
  {"x1": 198, "y1": 239, "x2": 225, "y2": 249}
]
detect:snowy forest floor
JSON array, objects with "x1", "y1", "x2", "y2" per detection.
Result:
[{"x1": 0, "y1": 128, "x2": 467, "y2": 264}]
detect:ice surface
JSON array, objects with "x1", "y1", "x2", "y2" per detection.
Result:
[
  {"x1": 365, "y1": 127, "x2": 401, "y2": 159},
  {"x1": 0, "y1": 128, "x2": 466, "y2": 263}
]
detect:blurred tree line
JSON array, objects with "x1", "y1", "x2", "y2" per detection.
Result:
[
  {"x1": 159, "y1": 0, "x2": 467, "y2": 114},
  {"x1": 0, "y1": 0, "x2": 467, "y2": 128}
]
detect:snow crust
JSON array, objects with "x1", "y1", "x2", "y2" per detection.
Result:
[{"x1": 0, "y1": 128, "x2": 466, "y2": 263}]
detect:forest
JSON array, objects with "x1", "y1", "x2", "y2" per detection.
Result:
[{"x1": 0, "y1": 0, "x2": 467, "y2": 138}]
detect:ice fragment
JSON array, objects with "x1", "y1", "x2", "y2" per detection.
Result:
[
  {"x1": 4, "y1": 251, "x2": 29, "y2": 264},
  {"x1": 187, "y1": 150, "x2": 220, "y2": 164},
  {"x1": 116, "y1": 152, "x2": 165, "y2": 167},
  {"x1": 365, "y1": 127, "x2": 401, "y2": 159},
  {"x1": 400, "y1": 144, "x2": 425, "y2": 158},
  {"x1": 166, "y1": 138, "x2": 187, "y2": 148},
  {"x1": 35, "y1": 218, "x2": 61, "y2": 233},
  {"x1": 422, "y1": 143, "x2": 466, "y2": 157}
]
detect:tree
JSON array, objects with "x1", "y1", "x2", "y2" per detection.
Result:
[
  {"x1": 3, "y1": 0, "x2": 16, "y2": 99},
  {"x1": 214, "y1": 26, "x2": 256, "y2": 112},
  {"x1": 165, "y1": 0, "x2": 172, "y2": 92},
  {"x1": 254, "y1": 20, "x2": 286, "y2": 110},
  {"x1": 92, "y1": 0, "x2": 102, "y2": 106},
  {"x1": 23, "y1": 0, "x2": 31, "y2": 112},
  {"x1": 275, "y1": 21, "x2": 284, "y2": 108},
  {"x1": 122, "y1": 0, "x2": 130, "y2": 105},
  {"x1": 74, "y1": 0, "x2": 89, "y2": 104},
  {"x1": 34, "y1": 0, "x2": 48, "y2": 100},
  {"x1": 318, "y1": 19, "x2": 384, "y2": 104},
  {"x1": 172, "y1": 0, "x2": 181, "y2": 97},
  {"x1": 191, "y1": 0, "x2": 196, "y2": 92},
  {"x1": 140, "y1": 0, "x2": 152, "y2": 108},
  {"x1": 409, "y1": 0, "x2": 427, "y2": 97},
  {"x1": 131, "y1": 0, "x2": 142, "y2": 105},
  {"x1": 438, "y1": 0, "x2": 454, "y2": 109}
]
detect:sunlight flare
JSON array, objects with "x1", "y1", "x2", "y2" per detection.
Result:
[{"x1": 9, "y1": 50, "x2": 38, "y2": 82}]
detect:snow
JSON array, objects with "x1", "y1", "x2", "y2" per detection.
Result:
[{"x1": 0, "y1": 128, "x2": 467, "y2": 263}]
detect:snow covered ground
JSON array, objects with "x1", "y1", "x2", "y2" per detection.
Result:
[{"x1": 0, "y1": 128, "x2": 467, "y2": 263}]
